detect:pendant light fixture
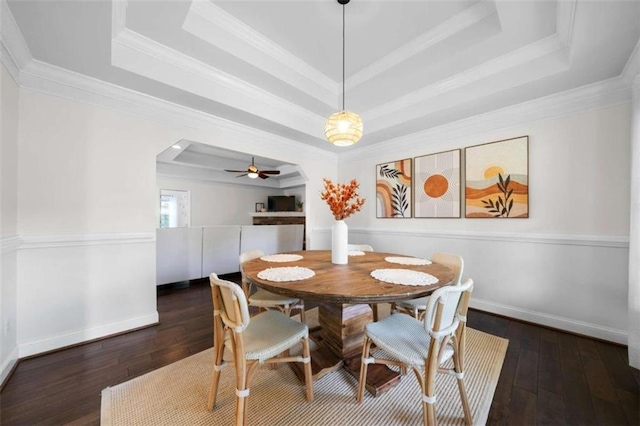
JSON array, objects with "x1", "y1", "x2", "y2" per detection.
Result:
[{"x1": 325, "y1": 0, "x2": 363, "y2": 147}]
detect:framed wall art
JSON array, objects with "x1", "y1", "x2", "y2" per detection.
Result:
[
  {"x1": 376, "y1": 158, "x2": 412, "y2": 218},
  {"x1": 414, "y1": 149, "x2": 461, "y2": 218},
  {"x1": 465, "y1": 136, "x2": 529, "y2": 218}
]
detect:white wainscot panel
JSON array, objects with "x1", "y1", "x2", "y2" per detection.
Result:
[
  {"x1": 156, "y1": 227, "x2": 203, "y2": 285},
  {"x1": 18, "y1": 239, "x2": 157, "y2": 357},
  {"x1": 240, "y1": 225, "x2": 304, "y2": 255},
  {"x1": 202, "y1": 226, "x2": 241, "y2": 276},
  {"x1": 349, "y1": 228, "x2": 629, "y2": 344}
]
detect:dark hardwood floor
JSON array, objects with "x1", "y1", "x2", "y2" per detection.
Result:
[{"x1": 1, "y1": 275, "x2": 638, "y2": 425}]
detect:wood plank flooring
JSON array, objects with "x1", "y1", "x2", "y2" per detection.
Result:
[{"x1": 1, "y1": 275, "x2": 638, "y2": 425}]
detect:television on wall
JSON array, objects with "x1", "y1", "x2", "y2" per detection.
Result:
[{"x1": 268, "y1": 195, "x2": 296, "y2": 212}]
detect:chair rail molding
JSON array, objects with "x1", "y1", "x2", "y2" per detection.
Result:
[
  {"x1": 19, "y1": 232, "x2": 156, "y2": 250},
  {"x1": 324, "y1": 228, "x2": 629, "y2": 248},
  {"x1": 0, "y1": 235, "x2": 22, "y2": 254}
]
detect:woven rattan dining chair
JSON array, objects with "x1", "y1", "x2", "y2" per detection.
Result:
[
  {"x1": 240, "y1": 250, "x2": 305, "y2": 323},
  {"x1": 357, "y1": 278, "x2": 474, "y2": 426},
  {"x1": 208, "y1": 273, "x2": 314, "y2": 426},
  {"x1": 347, "y1": 244, "x2": 379, "y2": 321},
  {"x1": 393, "y1": 252, "x2": 464, "y2": 320}
]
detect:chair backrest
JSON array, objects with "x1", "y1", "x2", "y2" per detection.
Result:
[
  {"x1": 240, "y1": 249, "x2": 264, "y2": 265},
  {"x1": 431, "y1": 252, "x2": 464, "y2": 286},
  {"x1": 239, "y1": 250, "x2": 264, "y2": 297},
  {"x1": 423, "y1": 278, "x2": 473, "y2": 336},
  {"x1": 348, "y1": 244, "x2": 374, "y2": 252},
  {"x1": 210, "y1": 273, "x2": 251, "y2": 332}
]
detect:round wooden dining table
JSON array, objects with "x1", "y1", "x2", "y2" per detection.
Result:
[{"x1": 242, "y1": 250, "x2": 455, "y2": 395}]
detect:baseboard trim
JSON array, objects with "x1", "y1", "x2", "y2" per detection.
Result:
[
  {"x1": 0, "y1": 347, "x2": 19, "y2": 391},
  {"x1": 470, "y1": 298, "x2": 627, "y2": 344},
  {"x1": 18, "y1": 312, "x2": 159, "y2": 358}
]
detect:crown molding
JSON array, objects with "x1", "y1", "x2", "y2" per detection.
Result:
[
  {"x1": 16, "y1": 57, "x2": 335, "y2": 163},
  {"x1": 556, "y1": 0, "x2": 577, "y2": 46},
  {"x1": 0, "y1": 0, "x2": 31, "y2": 83},
  {"x1": 111, "y1": 28, "x2": 325, "y2": 139},
  {"x1": 364, "y1": 34, "x2": 568, "y2": 124},
  {"x1": 343, "y1": 75, "x2": 631, "y2": 163},
  {"x1": 111, "y1": 0, "x2": 128, "y2": 38},
  {"x1": 347, "y1": 0, "x2": 498, "y2": 90},
  {"x1": 622, "y1": 37, "x2": 640, "y2": 84},
  {"x1": 184, "y1": 0, "x2": 338, "y2": 103}
]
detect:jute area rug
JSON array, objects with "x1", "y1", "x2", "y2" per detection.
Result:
[{"x1": 101, "y1": 307, "x2": 508, "y2": 425}]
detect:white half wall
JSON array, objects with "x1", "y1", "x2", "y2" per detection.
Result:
[{"x1": 337, "y1": 103, "x2": 632, "y2": 344}]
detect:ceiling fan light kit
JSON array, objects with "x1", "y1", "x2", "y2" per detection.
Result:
[
  {"x1": 225, "y1": 157, "x2": 281, "y2": 180},
  {"x1": 325, "y1": 0, "x2": 363, "y2": 147}
]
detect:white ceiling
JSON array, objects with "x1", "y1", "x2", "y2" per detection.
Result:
[{"x1": 4, "y1": 0, "x2": 640, "y2": 184}]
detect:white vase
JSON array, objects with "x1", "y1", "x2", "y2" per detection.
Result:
[{"x1": 331, "y1": 220, "x2": 348, "y2": 265}]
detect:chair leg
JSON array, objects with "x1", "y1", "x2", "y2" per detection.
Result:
[
  {"x1": 301, "y1": 336, "x2": 314, "y2": 401},
  {"x1": 235, "y1": 359, "x2": 248, "y2": 426},
  {"x1": 207, "y1": 341, "x2": 226, "y2": 410},
  {"x1": 208, "y1": 318, "x2": 227, "y2": 410},
  {"x1": 452, "y1": 338, "x2": 472, "y2": 425},
  {"x1": 356, "y1": 336, "x2": 372, "y2": 402},
  {"x1": 299, "y1": 302, "x2": 306, "y2": 324}
]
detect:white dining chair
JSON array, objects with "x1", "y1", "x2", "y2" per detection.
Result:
[
  {"x1": 357, "y1": 278, "x2": 474, "y2": 426},
  {"x1": 348, "y1": 243, "x2": 374, "y2": 252},
  {"x1": 240, "y1": 250, "x2": 305, "y2": 323},
  {"x1": 393, "y1": 252, "x2": 464, "y2": 320},
  {"x1": 347, "y1": 243, "x2": 379, "y2": 320},
  {"x1": 208, "y1": 273, "x2": 314, "y2": 425}
]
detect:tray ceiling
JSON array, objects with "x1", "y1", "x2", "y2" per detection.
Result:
[{"x1": 5, "y1": 0, "x2": 640, "y2": 154}]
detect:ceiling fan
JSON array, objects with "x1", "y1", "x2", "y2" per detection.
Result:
[{"x1": 225, "y1": 157, "x2": 281, "y2": 180}]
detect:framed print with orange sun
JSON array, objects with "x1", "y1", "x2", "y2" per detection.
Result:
[
  {"x1": 414, "y1": 150, "x2": 461, "y2": 218},
  {"x1": 376, "y1": 158, "x2": 412, "y2": 218},
  {"x1": 465, "y1": 136, "x2": 529, "y2": 218}
]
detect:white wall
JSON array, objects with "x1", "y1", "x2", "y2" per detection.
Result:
[
  {"x1": 1, "y1": 63, "x2": 19, "y2": 383},
  {"x1": 12, "y1": 84, "x2": 336, "y2": 357},
  {"x1": 338, "y1": 103, "x2": 632, "y2": 343},
  {"x1": 629, "y1": 75, "x2": 640, "y2": 368},
  {"x1": 157, "y1": 176, "x2": 284, "y2": 226}
]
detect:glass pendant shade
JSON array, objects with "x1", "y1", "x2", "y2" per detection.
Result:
[{"x1": 325, "y1": 110, "x2": 363, "y2": 147}]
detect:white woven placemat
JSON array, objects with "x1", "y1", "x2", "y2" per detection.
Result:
[
  {"x1": 371, "y1": 269, "x2": 438, "y2": 286},
  {"x1": 348, "y1": 250, "x2": 365, "y2": 256},
  {"x1": 260, "y1": 254, "x2": 303, "y2": 263},
  {"x1": 257, "y1": 267, "x2": 315, "y2": 282},
  {"x1": 385, "y1": 256, "x2": 432, "y2": 266}
]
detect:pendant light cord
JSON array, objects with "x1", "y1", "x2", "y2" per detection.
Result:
[{"x1": 342, "y1": 3, "x2": 345, "y2": 111}]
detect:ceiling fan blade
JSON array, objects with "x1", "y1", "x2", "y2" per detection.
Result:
[
  {"x1": 236, "y1": 173, "x2": 248, "y2": 178},
  {"x1": 225, "y1": 169, "x2": 246, "y2": 173},
  {"x1": 260, "y1": 170, "x2": 280, "y2": 175},
  {"x1": 258, "y1": 173, "x2": 269, "y2": 179}
]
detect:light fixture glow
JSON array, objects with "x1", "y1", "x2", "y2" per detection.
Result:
[
  {"x1": 248, "y1": 172, "x2": 259, "y2": 179},
  {"x1": 325, "y1": 0, "x2": 363, "y2": 147},
  {"x1": 171, "y1": 144, "x2": 182, "y2": 150}
]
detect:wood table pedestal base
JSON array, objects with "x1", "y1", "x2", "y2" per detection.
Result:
[{"x1": 291, "y1": 303, "x2": 401, "y2": 396}]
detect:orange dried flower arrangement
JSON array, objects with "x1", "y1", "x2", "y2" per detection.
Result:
[{"x1": 320, "y1": 178, "x2": 366, "y2": 220}]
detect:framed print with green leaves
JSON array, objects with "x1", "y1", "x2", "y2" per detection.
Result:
[
  {"x1": 414, "y1": 149, "x2": 461, "y2": 218},
  {"x1": 465, "y1": 136, "x2": 529, "y2": 218},
  {"x1": 376, "y1": 158, "x2": 412, "y2": 218}
]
